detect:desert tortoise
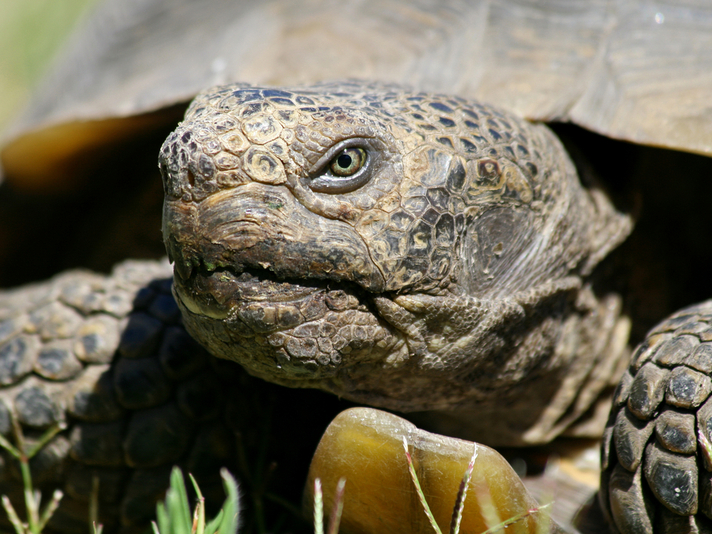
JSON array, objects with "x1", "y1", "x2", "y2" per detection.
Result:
[{"x1": 1, "y1": 1, "x2": 712, "y2": 533}]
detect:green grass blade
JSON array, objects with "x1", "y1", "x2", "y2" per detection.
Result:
[
  {"x1": 480, "y1": 502, "x2": 553, "y2": 534},
  {"x1": 449, "y1": 444, "x2": 478, "y2": 534},
  {"x1": 166, "y1": 467, "x2": 192, "y2": 534},
  {"x1": 0, "y1": 432, "x2": 20, "y2": 459},
  {"x1": 89, "y1": 473, "x2": 100, "y2": 534},
  {"x1": 402, "y1": 436, "x2": 442, "y2": 534},
  {"x1": 216, "y1": 469, "x2": 240, "y2": 534},
  {"x1": 535, "y1": 501, "x2": 552, "y2": 534},
  {"x1": 699, "y1": 429, "x2": 712, "y2": 471},
  {"x1": 313, "y1": 478, "x2": 323, "y2": 534},
  {"x1": 188, "y1": 474, "x2": 205, "y2": 534},
  {"x1": 203, "y1": 510, "x2": 224, "y2": 534},
  {"x1": 2, "y1": 494, "x2": 25, "y2": 534},
  {"x1": 20, "y1": 462, "x2": 39, "y2": 533},
  {"x1": 25, "y1": 423, "x2": 67, "y2": 460},
  {"x1": 155, "y1": 501, "x2": 169, "y2": 534},
  {"x1": 38, "y1": 489, "x2": 63, "y2": 531}
]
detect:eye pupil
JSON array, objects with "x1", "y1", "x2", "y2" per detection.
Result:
[{"x1": 337, "y1": 154, "x2": 353, "y2": 169}]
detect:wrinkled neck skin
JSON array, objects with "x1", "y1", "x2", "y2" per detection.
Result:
[{"x1": 160, "y1": 81, "x2": 632, "y2": 446}]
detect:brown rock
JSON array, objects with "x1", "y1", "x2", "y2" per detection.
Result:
[{"x1": 306, "y1": 407, "x2": 560, "y2": 534}]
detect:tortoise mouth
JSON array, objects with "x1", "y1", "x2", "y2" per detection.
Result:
[
  {"x1": 204, "y1": 266, "x2": 324, "y2": 302},
  {"x1": 172, "y1": 261, "x2": 331, "y2": 320}
]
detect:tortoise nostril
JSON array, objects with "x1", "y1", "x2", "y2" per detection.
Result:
[{"x1": 186, "y1": 170, "x2": 195, "y2": 187}]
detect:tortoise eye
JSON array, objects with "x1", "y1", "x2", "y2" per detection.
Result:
[
  {"x1": 309, "y1": 143, "x2": 372, "y2": 194},
  {"x1": 329, "y1": 147, "x2": 367, "y2": 176}
]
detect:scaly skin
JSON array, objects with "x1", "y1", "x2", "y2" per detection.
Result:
[
  {"x1": 602, "y1": 299, "x2": 712, "y2": 533},
  {"x1": 160, "y1": 81, "x2": 632, "y2": 446},
  {"x1": 0, "y1": 259, "x2": 240, "y2": 531}
]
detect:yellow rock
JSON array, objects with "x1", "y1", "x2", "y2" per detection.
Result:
[{"x1": 305, "y1": 407, "x2": 560, "y2": 534}]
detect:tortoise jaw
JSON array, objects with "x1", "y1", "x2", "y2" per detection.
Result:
[{"x1": 172, "y1": 260, "x2": 328, "y2": 321}]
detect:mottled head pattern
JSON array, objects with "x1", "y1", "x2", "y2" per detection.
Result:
[{"x1": 160, "y1": 82, "x2": 631, "y2": 445}]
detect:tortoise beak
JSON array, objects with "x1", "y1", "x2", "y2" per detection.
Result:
[{"x1": 162, "y1": 181, "x2": 386, "y2": 319}]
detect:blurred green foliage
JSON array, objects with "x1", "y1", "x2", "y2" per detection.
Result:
[{"x1": 0, "y1": 0, "x2": 100, "y2": 134}]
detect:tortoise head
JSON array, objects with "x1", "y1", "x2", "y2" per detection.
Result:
[{"x1": 159, "y1": 82, "x2": 631, "y2": 443}]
